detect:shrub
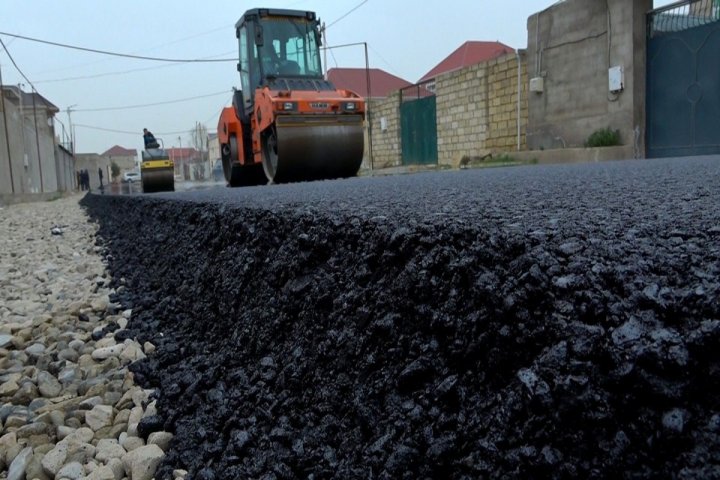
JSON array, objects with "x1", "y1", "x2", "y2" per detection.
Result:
[{"x1": 585, "y1": 128, "x2": 621, "y2": 148}]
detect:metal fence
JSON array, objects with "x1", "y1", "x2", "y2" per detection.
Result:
[
  {"x1": 649, "y1": 0, "x2": 720, "y2": 37},
  {"x1": 400, "y1": 80, "x2": 435, "y2": 103}
]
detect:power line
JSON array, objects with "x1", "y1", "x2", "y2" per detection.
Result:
[
  {"x1": 0, "y1": 31, "x2": 235, "y2": 63},
  {"x1": 34, "y1": 53, "x2": 236, "y2": 84},
  {"x1": 204, "y1": 105, "x2": 229, "y2": 126},
  {"x1": 367, "y1": 44, "x2": 403, "y2": 78},
  {"x1": 74, "y1": 124, "x2": 191, "y2": 136},
  {"x1": 32, "y1": 25, "x2": 233, "y2": 76},
  {"x1": 0, "y1": 36, "x2": 37, "y2": 90},
  {"x1": 74, "y1": 91, "x2": 230, "y2": 112},
  {"x1": 326, "y1": 0, "x2": 369, "y2": 29}
]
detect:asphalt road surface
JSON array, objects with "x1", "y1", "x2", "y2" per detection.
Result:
[{"x1": 82, "y1": 156, "x2": 720, "y2": 479}]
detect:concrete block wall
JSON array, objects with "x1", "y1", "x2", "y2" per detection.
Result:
[
  {"x1": 0, "y1": 97, "x2": 22, "y2": 195},
  {"x1": 75, "y1": 153, "x2": 136, "y2": 191},
  {"x1": 31, "y1": 108, "x2": 60, "y2": 193},
  {"x1": 0, "y1": 95, "x2": 61, "y2": 194},
  {"x1": 54, "y1": 145, "x2": 75, "y2": 192},
  {"x1": 526, "y1": 0, "x2": 652, "y2": 153},
  {"x1": 435, "y1": 52, "x2": 528, "y2": 167},
  {"x1": 367, "y1": 93, "x2": 402, "y2": 169},
  {"x1": 435, "y1": 63, "x2": 489, "y2": 167},
  {"x1": 485, "y1": 53, "x2": 529, "y2": 153}
]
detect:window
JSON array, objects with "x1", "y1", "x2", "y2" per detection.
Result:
[
  {"x1": 238, "y1": 25, "x2": 251, "y2": 95},
  {"x1": 258, "y1": 17, "x2": 322, "y2": 77}
]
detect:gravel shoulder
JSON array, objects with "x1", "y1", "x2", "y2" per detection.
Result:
[{"x1": 0, "y1": 196, "x2": 181, "y2": 480}]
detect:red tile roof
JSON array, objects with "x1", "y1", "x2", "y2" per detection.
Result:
[
  {"x1": 102, "y1": 145, "x2": 137, "y2": 156},
  {"x1": 418, "y1": 41, "x2": 515, "y2": 83},
  {"x1": 327, "y1": 68, "x2": 413, "y2": 99},
  {"x1": 166, "y1": 147, "x2": 201, "y2": 161}
]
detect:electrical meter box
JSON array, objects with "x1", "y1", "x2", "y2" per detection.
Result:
[
  {"x1": 529, "y1": 77, "x2": 544, "y2": 93},
  {"x1": 609, "y1": 66, "x2": 624, "y2": 93}
]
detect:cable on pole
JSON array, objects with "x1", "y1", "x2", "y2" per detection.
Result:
[{"x1": 0, "y1": 31, "x2": 236, "y2": 63}]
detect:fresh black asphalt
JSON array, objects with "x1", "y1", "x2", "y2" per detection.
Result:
[{"x1": 81, "y1": 156, "x2": 720, "y2": 479}]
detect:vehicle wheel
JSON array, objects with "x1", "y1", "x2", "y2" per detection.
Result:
[
  {"x1": 261, "y1": 128, "x2": 279, "y2": 184},
  {"x1": 224, "y1": 133, "x2": 265, "y2": 187}
]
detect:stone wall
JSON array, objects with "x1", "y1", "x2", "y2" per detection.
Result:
[
  {"x1": 486, "y1": 53, "x2": 529, "y2": 153},
  {"x1": 432, "y1": 52, "x2": 528, "y2": 167},
  {"x1": 435, "y1": 63, "x2": 489, "y2": 167},
  {"x1": 526, "y1": 0, "x2": 652, "y2": 153},
  {"x1": 361, "y1": 54, "x2": 528, "y2": 170},
  {"x1": 367, "y1": 93, "x2": 402, "y2": 169}
]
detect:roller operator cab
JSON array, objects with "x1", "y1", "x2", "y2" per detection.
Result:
[{"x1": 218, "y1": 8, "x2": 366, "y2": 186}]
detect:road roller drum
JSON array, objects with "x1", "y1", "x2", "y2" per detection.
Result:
[{"x1": 141, "y1": 148, "x2": 175, "y2": 193}]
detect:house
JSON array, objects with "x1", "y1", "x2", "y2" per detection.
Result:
[
  {"x1": 167, "y1": 147, "x2": 203, "y2": 180},
  {"x1": 207, "y1": 133, "x2": 223, "y2": 181},
  {"x1": 418, "y1": 41, "x2": 515, "y2": 91},
  {"x1": 327, "y1": 68, "x2": 414, "y2": 100},
  {"x1": 102, "y1": 145, "x2": 138, "y2": 171},
  {"x1": 0, "y1": 85, "x2": 73, "y2": 195}
]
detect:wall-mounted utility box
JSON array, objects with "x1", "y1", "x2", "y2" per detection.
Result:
[
  {"x1": 609, "y1": 66, "x2": 624, "y2": 93},
  {"x1": 529, "y1": 77, "x2": 544, "y2": 93}
]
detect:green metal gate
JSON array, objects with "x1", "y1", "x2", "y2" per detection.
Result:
[
  {"x1": 400, "y1": 84, "x2": 437, "y2": 165},
  {"x1": 647, "y1": 1, "x2": 720, "y2": 157}
]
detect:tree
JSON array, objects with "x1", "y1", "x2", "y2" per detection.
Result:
[
  {"x1": 188, "y1": 122, "x2": 208, "y2": 153},
  {"x1": 110, "y1": 161, "x2": 120, "y2": 180}
]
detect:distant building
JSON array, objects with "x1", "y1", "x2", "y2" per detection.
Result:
[
  {"x1": 327, "y1": 68, "x2": 414, "y2": 100},
  {"x1": 418, "y1": 41, "x2": 515, "y2": 91},
  {"x1": 0, "y1": 85, "x2": 73, "y2": 195},
  {"x1": 102, "y1": 145, "x2": 138, "y2": 171},
  {"x1": 167, "y1": 147, "x2": 203, "y2": 180},
  {"x1": 207, "y1": 133, "x2": 223, "y2": 181}
]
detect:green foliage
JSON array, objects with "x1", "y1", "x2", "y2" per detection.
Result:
[
  {"x1": 493, "y1": 153, "x2": 517, "y2": 163},
  {"x1": 585, "y1": 127, "x2": 621, "y2": 148},
  {"x1": 110, "y1": 161, "x2": 121, "y2": 179}
]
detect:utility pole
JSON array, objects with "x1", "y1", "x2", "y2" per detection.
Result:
[
  {"x1": 321, "y1": 41, "x2": 373, "y2": 170},
  {"x1": 178, "y1": 136, "x2": 182, "y2": 180},
  {"x1": 0, "y1": 63, "x2": 15, "y2": 193},
  {"x1": 18, "y1": 83, "x2": 26, "y2": 193},
  {"x1": 66, "y1": 105, "x2": 77, "y2": 155},
  {"x1": 66, "y1": 105, "x2": 77, "y2": 189},
  {"x1": 364, "y1": 42, "x2": 373, "y2": 171}
]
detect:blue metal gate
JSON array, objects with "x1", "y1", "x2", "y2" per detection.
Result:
[{"x1": 647, "y1": 1, "x2": 720, "y2": 158}]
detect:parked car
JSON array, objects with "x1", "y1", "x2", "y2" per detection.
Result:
[{"x1": 122, "y1": 171, "x2": 141, "y2": 183}]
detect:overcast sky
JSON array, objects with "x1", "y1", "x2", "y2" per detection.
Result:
[{"x1": 0, "y1": 0, "x2": 676, "y2": 154}]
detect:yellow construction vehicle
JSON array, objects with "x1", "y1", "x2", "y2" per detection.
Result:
[{"x1": 140, "y1": 140, "x2": 175, "y2": 193}]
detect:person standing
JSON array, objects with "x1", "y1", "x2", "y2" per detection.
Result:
[{"x1": 98, "y1": 167, "x2": 104, "y2": 188}]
